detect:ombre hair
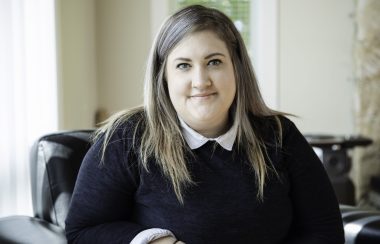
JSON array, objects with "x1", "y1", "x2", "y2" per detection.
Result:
[{"x1": 96, "y1": 5, "x2": 285, "y2": 203}]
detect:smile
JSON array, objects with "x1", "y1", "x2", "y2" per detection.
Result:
[{"x1": 190, "y1": 92, "x2": 216, "y2": 98}]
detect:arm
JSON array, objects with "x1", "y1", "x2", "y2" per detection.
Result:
[
  {"x1": 281, "y1": 119, "x2": 345, "y2": 244},
  {"x1": 148, "y1": 236, "x2": 183, "y2": 244},
  {"x1": 131, "y1": 229, "x2": 177, "y2": 244},
  {"x1": 65, "y1": 126, "x2": 147, "y2": 243}
]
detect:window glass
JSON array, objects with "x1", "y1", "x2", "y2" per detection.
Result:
[{"x1": 174, "y1": 0, "x2": 251, "y2": 48}]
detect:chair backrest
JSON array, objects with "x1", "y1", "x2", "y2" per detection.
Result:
[{"x1": 30, "y1": 130, "x2": 94, "y2": 228}]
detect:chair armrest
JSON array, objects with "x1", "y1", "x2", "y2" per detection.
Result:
[
  {"x1": 0, "y1": 216, "x2": 66, "y2": 244},
  {"x1": 341, "y1": 205, "x2": 380, "y2": 244}
]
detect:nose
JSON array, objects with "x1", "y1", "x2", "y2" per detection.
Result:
[{"x1": 192, "y1": 67, "x2": 211, "y2": 88}]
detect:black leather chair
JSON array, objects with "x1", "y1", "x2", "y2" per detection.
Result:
[
  {"x1": 0, "y1": 130, "x2": 380, "y2": 243},
  {"x1": 0, "y1": 130, "x2": 93, "y2": 244}
]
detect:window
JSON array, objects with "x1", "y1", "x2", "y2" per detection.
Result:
[
  {"x1": 0, "y1": 0, "x2": 58, "y2": 217},
  {"x1": 173, "y1": 0, "x2": 251, "y2": 49}
]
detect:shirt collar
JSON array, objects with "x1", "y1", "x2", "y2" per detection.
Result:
[{"x1": 179, "y1": 117, "x2": 238, "y2": 151}]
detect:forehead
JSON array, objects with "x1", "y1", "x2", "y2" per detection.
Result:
[{"x1": 167, "y1": 30, "x2": 230, "y2": 59}]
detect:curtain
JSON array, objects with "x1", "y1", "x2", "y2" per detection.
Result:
[{"x1": 0, "y1": 0, "x2": 58, "y2": 217}]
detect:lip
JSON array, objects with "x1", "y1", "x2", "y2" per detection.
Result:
[{"x1": 190, "y1": 92, "x2": 216, "y2": 98}]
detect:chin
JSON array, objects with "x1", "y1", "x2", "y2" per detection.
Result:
[{"x1": 192, "y1": 113, "x2": 216, "y2": 121}]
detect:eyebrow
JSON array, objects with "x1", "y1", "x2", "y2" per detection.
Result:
[
  {"x1": 205, "y1": 52, "x2": 225, "y2": 59},
  {"x1": 173, "y1": 52, "x2": 226, "y2": 62}
]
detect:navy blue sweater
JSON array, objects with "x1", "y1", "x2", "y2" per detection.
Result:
[{"x1": 65, "y1": 114, "x2": 344, "y2": 243}]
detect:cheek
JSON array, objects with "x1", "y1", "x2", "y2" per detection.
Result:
[
  {"x1": 231, "y1": 77, "x2": 237, "y2": 95},
  {"x1": 227, "y1": 69, "x2": 237, "y2": 97},
  {"x1": 216, "y1": 72, "x2": 236, "y2": 96},
  {"x1": 167, "y1": 79, "x2": 187, "y2": 112},
  {"x1": 166, "y1": 81, "x2": 177, "y2": 107},
  {"x1": 167, "y1": 76, "x2": 188, "y2": 97},
  {"x1": 166, "y1": 72, "x2": 176, "y2": 96},
  {"x1": 224, "y1": 77, "x2": 237, "y2": 105},
  {"x1": 227, "y1": 83, "x2": 237, "y2": 104}
]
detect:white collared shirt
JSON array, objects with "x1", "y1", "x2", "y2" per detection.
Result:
[{"x1": 179, "y1": 117, "x2": 238, "y2": 151}]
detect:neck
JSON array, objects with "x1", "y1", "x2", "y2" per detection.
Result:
[{"x1": 189, "y1": 116, "x2": 231, "y2": 138}]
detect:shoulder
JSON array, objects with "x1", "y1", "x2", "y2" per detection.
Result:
[
  {"x1": 102, "y1": 108, "x2": 146, "y2": 140},
  {"x1": 114, "y1": 108, "x2": 145, "y2": 132},
  {"x1": 92, "y1": 108, "x2": 146, "y2": 155},
  {"x1": 76, "y1": 111, "x2": 144, "y2": 197},
  {"x1": 248, "y1": 113, "x2": 296, "y2": 140}
]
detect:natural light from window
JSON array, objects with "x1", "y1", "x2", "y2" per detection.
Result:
[{"x1": 0, "y1": 0, "x2": 58, "y2": 217}]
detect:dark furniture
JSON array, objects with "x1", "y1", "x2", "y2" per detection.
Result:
[
  {"x1": 0, "y1": 130, "x2": 379, "y2": 243},
  {"x1": 305, "y1": 135, "x2": 372, "y2": 205},
  {"x1": 370, "y1": 176, "x2": 380, "y2": 210},
  {"x1": 0, "y1": 130, "x2": 93, "y2": 244}
]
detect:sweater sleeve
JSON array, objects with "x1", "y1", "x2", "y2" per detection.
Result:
[
  {"x1": 65, "y1": 124, "x2": 147, "y2": 243},
  {"x1": 281, "y1": 119, "x2": 345, "y2": 244}
]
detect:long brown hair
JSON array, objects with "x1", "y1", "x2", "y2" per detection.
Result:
[{"x1": 96, "y1": 5, "x2": 285, "y2": 203}]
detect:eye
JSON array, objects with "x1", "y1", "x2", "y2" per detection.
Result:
[
  {"x1": 208, "y1": 59, "x2": 222, "y2": 66},
  {"x1": 176, "y1": 63, "x2": 191, "y2": 70}
]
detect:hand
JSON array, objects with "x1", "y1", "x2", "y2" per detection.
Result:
[{"x1": 149, "y1": 236, "x2": 185, "y2": 244}]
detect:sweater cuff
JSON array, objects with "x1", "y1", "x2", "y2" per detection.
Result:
[{"x1": 130, "y1": 228, "x2": 175, "y2": 244}]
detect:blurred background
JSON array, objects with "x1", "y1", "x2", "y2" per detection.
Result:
[{"x1": 1, "y1": 0, "x2": 379, "y2": 219}]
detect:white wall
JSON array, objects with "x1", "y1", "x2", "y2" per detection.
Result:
[
  {"x1": 278, "y1": 0, "x2": 355, "y2": 135},
  {"x1": 96, "y1": 0, "x2": 151, "y2": 114},
  {"x1": 151, "y1": 0, "x2": 170, "y2": 40},
  {"x1": 56, "y1": 0, "x2": 97, "y2": 130},
  {"x1": 56, "y1": 0, "x2": 356, "y2": 135},
  {"x1": 251, "y1": 0, "x2": 279, "y2": 110},
  {"x1": 56, "y1": 0, "x2": 153, "y2": 129}
]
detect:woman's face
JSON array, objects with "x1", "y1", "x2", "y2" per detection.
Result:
[{"x1": 166, "y1": 30, "x2": 236, "y2": 137}]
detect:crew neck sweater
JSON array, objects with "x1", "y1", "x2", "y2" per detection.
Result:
[
  {"x1": 130, "y1": 116, "x2": 238, "y2": 243},
  {"x1": 65, "y1": 114, "x2": 344, "y2": 244}
]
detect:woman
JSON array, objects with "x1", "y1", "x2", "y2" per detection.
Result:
[{"x1": 65, "y1": 5, "x2": 344, "y2": 244}]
